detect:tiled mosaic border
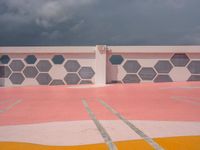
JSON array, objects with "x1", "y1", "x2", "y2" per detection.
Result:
[
  {"x1": 1, "y1": 47, "x2": 200, "y2": 87},
  {"x1": 108, "y1": 53, "x2": 200, "y2": 83},
  {"x1": 0, "y1": 54, "x2": 95, "y2": 86}
]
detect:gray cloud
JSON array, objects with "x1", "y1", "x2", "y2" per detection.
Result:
[{"x1": 0, "y1": 0, "x2": 200, "y2": 45}]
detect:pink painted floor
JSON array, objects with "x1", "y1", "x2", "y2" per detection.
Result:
[{"x1": 0, "y1": 82, "x2": 200, "y2": 126}]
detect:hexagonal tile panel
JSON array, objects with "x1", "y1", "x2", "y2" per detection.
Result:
[
  {"x1": 188, "y1": 75, "x2": 200, "y2": 81},
  {"x1": 25, "y1": 55, "x2": 37, "y2": 64},
  {"x1": 109, "y1": 55, "x2": 124, "y2": 65},
  {"x1": 50, "y1": 79, "x2": 65, "y2": 85},
  {"x1": 0, "y1": 78, "x2": 4, "y2": 86},
  {"x1": 154, "y1": 75, "x2": 172, "y2": 82},
  {"x1": 52, "y1": 55, "x2": 65, "y2": 64},
  {"x1": 36, "y1": 73, "x2": 52, "y2": 85},
  {"x1": 0, "y1": 66, "x2": 11, "y2": 78},
  {"x1": 64, "y1": 60, "x2": 80, "y2": 72},
  {"x1": 64, "y1": 73, "x2": 80, "y2": 85},
  {"x1": 154, "y1": 60, "x2": 173, "y2": 73},
  {"x1": 169, "y1": 67, "x2": 191, "y2": 82},
  {"x1": 123, "y1": 60, "x2": 141, "y2": 73},
  {"x1": 138, "y1": 67, "x2": 157, "y2": 80},
  {"x1": 78, "y1": 67, "x2": 95, "y2": 79},
  {"x1": 170, "y1": 53, "x2": 190, "y2": 67},
  {"x1": 0, "y1": 66, "x2": 4, "y2": 78},
  {"x1": 9, "y1": 60, "x2": 25, "y2": 71},
  {"x1": 111, "y1": 80, "x2": 122, "y2": 84},
  {"x1": 0, "y1": 55, "x2": 10, "y2": 64},
  {"x1": 9, "y1": 73, "x2": 25, "y2": 84},
  {"x1": 122, "y1": 74, "x2": 140, "y2": 83},
  {"x1": 80, "y1": 80, "x2": 93, "y2": 84},
  {"x1": 23, "y1": 66, "x2": 39, "y2": 78},
  {"x1": 36, "y1": 60, "x2": 52, "y2": 72},
  {"x1": 187, "y1": 61, "x2": 200, "y2": 74}
]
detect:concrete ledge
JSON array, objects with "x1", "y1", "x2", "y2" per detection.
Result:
[
  {"x1": 1, "y1": 46, "x2": 200, "y2": 54},
  {"x1": 109, "y1": 46, "x2": 200, "y2": 53},
  {"x1": 0, "y1": 46, "x2": 95, "y2": 54}
]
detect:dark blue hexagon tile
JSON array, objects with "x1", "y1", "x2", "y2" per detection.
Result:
[
  {"x1": 154, "y1": 60, "x2": 173, "y2": 73},
  {"x1": 188, "y1": 75, "x2": 200, "y2": 81},
  {"x1": 109, "y1": 55, "x2": 124, "y2": 65},
  {"x1": 154, "y1": 75, "x2": 173, "y2": 83},
  {"x1": 36, "y1": 60, "x2": 52, "y2": 72},
  {"x1": 64, "y1": 73, "x2": 80, "y2": 85},
  {"x1": 187, "y1": 61, "x2": 200, "y2": 74},
  {"x1": 52, "y1": 55, "x2": 65, "y2": 64},
  {"x1": 80, "y1": 80, "x2": 93, "y2": 84},
  {"x1": 50, "y1": 79, "x2": 65, "y2": 85},
  {"x1": 64, "y1": 60, "x2": 80, "y2": 72},
  {"x1": 0, "y1": 66, "x2": 12, "y2": 78},
  {"x1": 23, "y1": 66, "x2": 39, "y2": 78},
  {"x1": 36, "y1": 73, "x2": 52, "y2": 85},
  {"x1": 170, "y1": 53, "x2": 190, "y2": 67},
  {"x1": 138, "y1": 67, "x2": 157, "y2": 80},
  {"x1": 9, "y1": 60, "x2": 25, "y2": 72},
  {"x1": 123, "y1": 60, "x2": 141, "y2": 73},
  {"x1": 0, "y1": 55, "x2": 10, "y2": 64},
  {"x1": 9, "y1": 73, "x2": 25, "y2": 84},
  {"x1": 25, "y1": 55, "x2": 37, "y2": 64},
  {"x1": 122, "y1": 74, "x2": 140, "y2": 83},
  {"x1": 78, "y1": 67, "x2": 95, "y2": 79}
]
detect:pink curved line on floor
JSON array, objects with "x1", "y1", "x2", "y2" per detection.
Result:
[{"x1": 0, "y1": 82, "x2": 200, "y2": 126}]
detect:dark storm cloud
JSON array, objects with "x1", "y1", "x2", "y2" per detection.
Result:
[{"x1": 0, "y1": 0, "x2": 200, "y2": 46}]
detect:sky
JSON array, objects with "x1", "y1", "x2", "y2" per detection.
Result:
[{"x1": 0, "y1": 0, "x2": 200, "y2": 46}]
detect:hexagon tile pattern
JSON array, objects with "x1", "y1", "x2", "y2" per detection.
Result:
[
  {"x1": 9, "y1": 73, "x2": 25, "y2": 84},
  {"x1": 36, "y1": 60, "x2": 52, "y2": 72},
  {"x1": 80, "y1": 80, "x2": 93, "y2": 84},
  {"x1": 154, "y1": 75, "x2": 172, "y2": 83},
  {"x1": 36, "y1": 73, "x2": 52, "y2": 85},
  {"x1": 23, "y1": 66, "x2": 39, "y2": 78},
  {"x1": 154, "y1": 61, "x2": 173, "y2": 73},
  {"x1": 187, "y1": 61, "x2": 200, "y2": 74},
  {"x1": 50, "y1": 79, "x2": 65, "y2": 85},
  {"x1": 170, "y1": 53, "x2": 190, "y2": 67},
  {"x1": 0, "y1": 55, "x2": 10, "y2": 64},
  {"x1": 0, "y1": 79, "x2": 4, "y2": 87},
  {"x1": 123, "y1": 74, "x2": 140, "y2": 83},
  {"x1": 138, "y1": 67, "x2": 157, "y2": 80},
  {"x1": 188, "y1": 75, "x2": 200, "y2": 81},
  {"x1": 78, "y1": 67, "x2": 95, "y2": 79},
  {"x1": 0, "y1": 66, "x2": 11, "y2": 78},
  {"x1": 9, "y1": 60, "x2": 25, "y2": 72},
  {"x1": 64, "y1": 60, "x2": 80, "y2": 72},
  {"x1": 109, "y1": 55, "x2": 124, "y2": 65},
  {"x1": 25, "y1": 55, "x2": 37, "y2": 64},
  {"x1": 64, "y1": 73, "x2": 80, "y2": 85},
  {"x1": 52, "y1": 55, "x2": 65, "y2": 64},
  {"x1": 123, "y1": 60, "x2": 141, "y2": 73}
]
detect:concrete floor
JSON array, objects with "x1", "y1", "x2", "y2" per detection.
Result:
[{"x1": 0, "y1": 82, "x2": 200, "y2": 149}]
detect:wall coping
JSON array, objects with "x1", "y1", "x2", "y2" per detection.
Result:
[
  {"x1": 0, "y1": 46, "x2": 95, "y2": 54},
  {"x1": 109, "y1": 46, "x2": 200, "y2": 53},
  {"x1": 0, "y1": 45, "x2": 200, "y2": 53}
]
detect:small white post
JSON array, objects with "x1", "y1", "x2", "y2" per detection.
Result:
[{"x1": 95, "y1": 45, "x2": 107, "y2": 85}]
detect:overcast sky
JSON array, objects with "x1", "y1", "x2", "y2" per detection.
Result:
[{"x1": 0, "y1": 0, "x2": 200, "y2": 46}]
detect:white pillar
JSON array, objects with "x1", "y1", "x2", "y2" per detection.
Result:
[{"x1": 95, "y1": 45, "x2": 107, "y2": 84}]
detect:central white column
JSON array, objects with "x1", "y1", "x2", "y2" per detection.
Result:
[{"x1": 95, "y1": 45, "x2": 107, "y2": 85}]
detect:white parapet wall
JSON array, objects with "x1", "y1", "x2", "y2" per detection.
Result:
[{"x1": 0, "y1": 46, "x2": 200, "y2": 87}]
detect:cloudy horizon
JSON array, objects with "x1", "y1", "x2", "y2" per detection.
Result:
[{"x1": 0, "y1": 0, "x2": 200, "y2": 46}]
